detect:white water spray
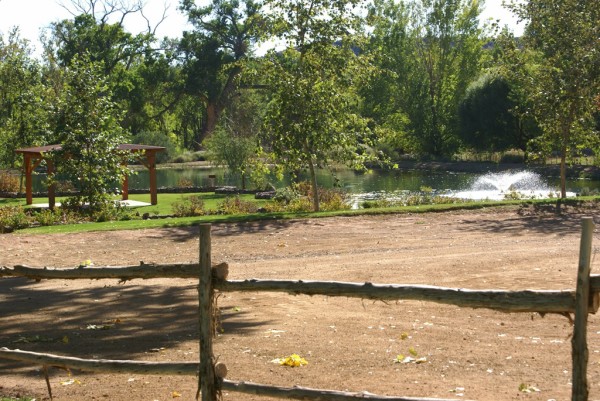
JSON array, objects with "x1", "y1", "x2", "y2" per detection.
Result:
[{"x1": 452, "y1": 171, "x2": 568, "y2": 200}]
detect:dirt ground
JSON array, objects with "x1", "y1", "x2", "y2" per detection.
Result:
[{"x1": 2, "y1": 204, "x2": 600, "y2": 401}]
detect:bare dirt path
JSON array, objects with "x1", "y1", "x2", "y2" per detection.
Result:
[{"x1": 2, "y1": 204, "x2": 600, "y2": 400}]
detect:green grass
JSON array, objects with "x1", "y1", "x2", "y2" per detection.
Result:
[
  {"x1": 3, "y1": 192, "x2": 598, "y2": 235},
  {"x1": 1, "y1": 192, "x2": 261, "y2": 214}
]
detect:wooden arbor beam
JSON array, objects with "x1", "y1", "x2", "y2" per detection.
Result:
[{"x1": 17, "y1": 144, "x2": 165, "y2": 207}]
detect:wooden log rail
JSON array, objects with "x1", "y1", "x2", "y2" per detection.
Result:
[
  {"x1": 0, "y1": 348, "x2": 468, "y2": 401},
  {"x1": 1, "y1": 264, "x2": 598, "y2": 314},
  {"x1": 0, "y1": 218, "x2": 596, "y2": 401}
]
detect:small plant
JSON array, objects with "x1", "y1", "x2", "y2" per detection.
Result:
[
  {"x1": 0, "y1": 206, "x2": 30, "y2": 233},
  {"x1": 218, "y1": 196, "x2": 258, "y2": 214},
  {"x1": 176, "y1": 178, "x2": 194, "y2": 188},
  {"x1": 172, "y1": 195, "x2": 206, "y2": 217},
  {"x1": 0, "y1": 170, "x2": 20, "y2": 193},
  {"x1": 33, "y1": 208, "x2": 62, "y2": 226},
  {"x1": 273, "y1": 186, "x2": 299, "y2": 204}
]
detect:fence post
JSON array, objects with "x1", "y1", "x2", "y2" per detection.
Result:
[
  {"x1": 197, "y1": 224, "x2": 216, "y2": 401},
  {"x1": 572, "y1": 217, "x2": 595, "y2": 401}
]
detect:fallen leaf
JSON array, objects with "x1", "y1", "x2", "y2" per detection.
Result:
[
  {"x1": 172, "y1": 391, "x2": 182, "y2": 398},
  {"x1": 277, "y1": 354, "x2": 308, "y2": 367}
]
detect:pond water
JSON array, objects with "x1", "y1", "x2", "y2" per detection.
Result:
[{"x1": 31, "y1": 166, "x2": 600, "y2": 200}]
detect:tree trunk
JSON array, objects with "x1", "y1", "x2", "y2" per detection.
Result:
[
  {"x1": 307, "y1": 156, "x2": 320, "y2": 212},
  {"x1": 560, "y1": 146, "x2": 567, "y2": 199}
]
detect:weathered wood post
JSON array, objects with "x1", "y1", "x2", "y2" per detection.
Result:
[
  {"x1": 197, "y1": 224, "x2": 216, "y2": 401},
  {"x1": 572, "y1": 217, "x2": 595, "y2": 401}
]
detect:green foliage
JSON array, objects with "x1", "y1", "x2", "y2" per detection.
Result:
[
  {"x1": 458, "y1": 73, "x2": 539, "y2": 153},
  {"x1": 204, "y1": 128, "x2": 257, "y2": 190},
  {"x1": 33, "y1": 208, "x2": 63, "y2": 226},
  {"x1": 502, "y1": 0, "x2": 600, "y2": 197},
  {"x1": 364, "y1": 0, "x2": 486, "y2": 157},
  {"x1": 272, "y1": 182, "x2": 351, "y2": 212},
  {"x1": 178, "y1": 0, "x2": 265, "y2": 147},
  {"x1": 49, "y1": 55, "x2": 130, "y2": 214},
  {"x1": 218, "y1": 196, "x2": 259, "y2": 214},
  {"x1": 133, "y1": 131, "x2": 179, "y2": 163},
  {"x1": 172, "y1": 195, "x2": 206, "y2": 217},
  {"x1": 260, "y1": 0, "x2": 373, "y2": 211},
  {"x1": 0, "y1": 206, "x2": 29, "y2": 233},
  {"x1": 0, "y1": 30, "x2": 50, "y2": 168}
]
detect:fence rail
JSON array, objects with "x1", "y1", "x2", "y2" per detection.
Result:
[{"x1": 0, "y1": 220, "x2": 597, "y2": 401}]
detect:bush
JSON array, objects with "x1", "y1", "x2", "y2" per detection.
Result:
[
  {"x1": 0, "y1": 171, "x2": 20, "y2": 192},
  {"x1": 218, "y1": 196, "x2": 258, "y2": 214},
  {"x1": 0, "y1": 206, "x2": 30, "y2": 233},
  {"x1": 273, "y1": 187, "x2": 299, "y2": 204},
  {"x1": 33, "y1": 209, "x2": 62, "y2": 226},
  {"x1": 171, "y1": 150, "x2": 206, "y2": 163},
  {"x1": 499, "y1": 151, "x2": 525, "y2": 164},
  {"x1": 172, "y1": 195, "x2": 206, "y2": 217},
  {"x1": 176, "y1": 178, "x2": 194, "y2": 188},
  {"x1": 133, "y1": 131, "x2": 179, "y2": 163}
]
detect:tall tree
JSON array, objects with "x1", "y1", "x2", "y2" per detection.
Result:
[
  {"x1": 0, "y1": 30, "x2": 49, "y2": 168},
  {"x1": 364, "y1": 0, "x2": 486, "y2": 157},
  {"x1": 260, "y1": 0, "x2": 372, "y2": 211},
  {"x1": 504, "y1": 0, "x2": 600, "y2": 198},
  {"x1": 45, "y1": 0, "x2": 173, "y2": 137},
  {"x1": 50, "y1": 55, "x2": 130, "y2": 213},
  {"x1": 178, "y1": 0, "x2": 264, "y2": 148},
  {"x1": 458, "y1": 72, "x2": 540, "y2": 154}
]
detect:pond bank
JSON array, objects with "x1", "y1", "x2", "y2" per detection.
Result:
[{"x1": 393, "y1": 160, "x2": 600, "y2": 180}]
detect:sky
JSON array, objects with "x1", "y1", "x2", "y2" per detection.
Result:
[{"x1": 0, "y1": 0, "x2": 524, "y2": 56}]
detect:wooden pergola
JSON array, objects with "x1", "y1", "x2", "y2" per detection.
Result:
[{"x1": 15, "y1": 144, "x2": 166, "y2": 209}]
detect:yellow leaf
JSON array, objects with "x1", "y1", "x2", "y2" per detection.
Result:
[
  {"x1": 400, "y1": 332, "x2": 409, "y2": 340},
  {"x1": 408, "y1": 347, "x2": 418, "y2": 356},
  {"x1": 279, "y1": 354, "x2": 308, "y2": 367},
  {"x1": 172, "y1": 391, "x2": 182, "y2": 398},
  {"x1": 62, "y1": 335, "x2": 69, "y2": 344}
]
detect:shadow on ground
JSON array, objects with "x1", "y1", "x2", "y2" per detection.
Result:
[{"x1": 0, "y1": 276, "x2": 271, "y2": 377}]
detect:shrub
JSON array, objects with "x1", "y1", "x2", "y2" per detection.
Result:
[
  {"x1": 499, "y1": 151, "x2": 525, "y2": 164},
  {"x1": 273, "y1": 187, "x2": 299, "y2": 204},
  {"x1": 275, "y1": 182, "x2": 351, "y2": 212},
  {"x1": 0, "y1": 206, "x2": 30, "y2": 233},
  {"x1": 218, "y1": 196, "x2": 258, "y2": 214},
  {"x1": 176, "y1": 178, "x2": 194, "y2": 188},
  {"x1": 172, "y1": 195, "x2": 206, "y2": 217},
  {"x1": 33, "y1": 209, "x2": 62, "y2": 226},
  {"x1": 0, "y1": 171, "x2": 20, "y2": 192}
]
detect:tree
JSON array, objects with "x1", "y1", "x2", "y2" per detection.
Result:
[
  {"x1": 260, "y1": 0, "x2": 372, "y2": 212},
  {"x1": 458, "y1": 73, "x2": 540, "y2": 153},
  {"x1": 364, "y1": 0, "x2": 486, "y2": 157},
  {"x1": 178, "y1": 0, "x2": 265, "y2": 148},
  {"x1": 45, "y1": 0, "x2": 178, "y2": 138},
  {"x1": 50, "y1": 55, "x2": 130, "y2": 213},
  {"x1": 0, "y1": 30, "x2": 50, "y2": 168},
  {"x1": 204, "y1": 90, "x2": 265, "y2": 189},
  {"x1": 504, "y1": 0, "x2": 600, "y2": 198}
]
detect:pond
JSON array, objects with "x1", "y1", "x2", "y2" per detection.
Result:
[{"x1": 30, "y1": 165, "x2": 600, "y2": 200}]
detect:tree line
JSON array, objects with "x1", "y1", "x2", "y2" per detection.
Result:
[{"x1": 0, "y1": 0, "x2": 598, "y2": 211}]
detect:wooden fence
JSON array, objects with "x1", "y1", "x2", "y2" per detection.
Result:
[{"x1": 1, "y1": 220, "x2": 599, "y2": 401}]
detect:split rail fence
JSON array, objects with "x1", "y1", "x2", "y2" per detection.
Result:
[{"x1": 1, "y1": 220, "x2": 600, "y2": 401}]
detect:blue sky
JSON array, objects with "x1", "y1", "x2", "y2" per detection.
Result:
[{"x1": 0, "y1": 0, "x2": 524, "y2": 56}]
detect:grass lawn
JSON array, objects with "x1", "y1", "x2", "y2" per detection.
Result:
[
  {"x1": 1, "y1": 192, "x2": 595, "y2": 235},
  {"x1": 1, "y1": 192, "x2": 263, "y2": 214}
]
